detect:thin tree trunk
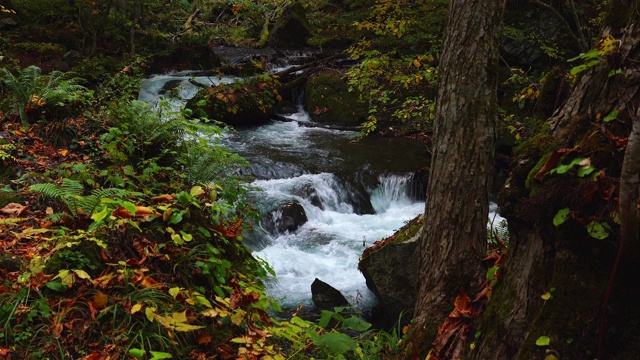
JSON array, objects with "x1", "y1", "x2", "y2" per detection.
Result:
[{"x1": 400, "y1": 0, "x2": 506, "y2": 357}]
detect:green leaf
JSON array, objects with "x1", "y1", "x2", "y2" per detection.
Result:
[
  {"x1": 149, "y1": 351, "x2": 172, "y2": 360},
  {"x1": 608, "y1": 69, "x2": 622, "y2": 77},
  {"x1": 91, "y1": 206, "x2": 110, "y2": 223},
  {"x1": 72, "y1": 269, "x2": 92, "y2": 280},
  {"x1": 129, "y1": 348, "x2": 146, "y2": 359},
  {"x1": 577, "y1": 166, "x2": 595, "y2": 178},
  {"x1": 587, "y1": 221, "x2": 609, "y2": 240},
  {"x1": 603, "y1": 109, "x2": 618, "y2": 122},
  {"x1": 190, "y1": 186, "x2": 205, "y2": 197},
  {"x1": 319, "y1": 310, "x2": 335, "y2": 328},
  {"x1": 536, "y1": 335, "x2": 551, "y2": 346},
  {"x1": 342, "y1": 316, "x2": 372, "y2": 331},
  {"x1": 553, "y1": 208, "x2": 571, "y2": 227},
  {"x1": 122, "y1": 201, "x2": 137, "y2": 215},
  {"x1": 169, "y1": 287, "x2": 181, "y2": 298},
  {"x1": 486, "y1": 265, "x2": 498, "y2": 281},
  {"x1": 314, "y1": 332, "x2": 358, "y2": 355},
  {"x1": 45, "y1": 280, "x2": 66, "y2": 292},
  {"x1": 290, "y1": 316, "x2": 311, "y2": 328},
  {"x1": 569, "y1": 64, "x2": 589, "y2": 75}
]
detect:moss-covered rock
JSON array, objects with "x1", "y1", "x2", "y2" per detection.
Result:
[
  {"x1": 305, "y1": 69, "x2": 367, "y2": 126},
  {"x1": 358, "y1": 215, "x2": 423, "y2": 326},
  {"x1": 185, "y1": 75, "x2": 279, "y2": 127}
]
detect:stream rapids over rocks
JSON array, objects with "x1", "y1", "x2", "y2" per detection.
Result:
[{"x1": 138, "y1": 54, "x2": 505, "y2": 321}]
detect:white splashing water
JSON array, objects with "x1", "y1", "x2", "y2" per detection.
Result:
[{"x1": 252, "y1": 173, "x2": 424, "y2": 309}]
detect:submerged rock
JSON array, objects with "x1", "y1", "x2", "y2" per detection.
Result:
[
  {"x1": 262, "y1": 200, "x2": 308, "y2": 235},
  {"x1": 311, "y1": 278, "x2": 350, "y2": 309}
]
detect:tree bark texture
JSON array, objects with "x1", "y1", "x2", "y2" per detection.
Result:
[
  {"x1": 472, "y1": 1, "x2": 640, "y2": 358},
  {"x1": 404, "y1": 0, "x2": 506, "y2": 357}
]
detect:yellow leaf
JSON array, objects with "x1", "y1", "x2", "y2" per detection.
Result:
[
  {"x1": 515, "y1": 133, "x2": 521, "y2": 141},
  {"x1": 55, "y1": 270, "x2": 74, "y2": 286},
  {"x1": 169, "y1": 287, "x2": 181, "y2": 299},
  {"x1": 598, "y1": 34, "x2": 619, "y2": 55},
  {"x1": 174, "y1": 322, "x2": 205, "y2": 332},
  {"x1": 190, "y1": 186, "x2": 205, "y2": 197},
  {"x1": 145, "y1": 307, "x2": 157, "y2": 322},
  {"x1": 541, "y1": 292, "x2": 551, "y2": 301},
  {"x1": 131, "y1": 303, "x2": 143, "y2": 314},
  {"x1": 413, "y1": 59, "x2": 421, "y2": 68},
  {"x1": 201, "y1": 308, "x2": 219, "y2": 317},
  {"x1": 73, "y1": 269, "x2": 92, "y2": 280}
]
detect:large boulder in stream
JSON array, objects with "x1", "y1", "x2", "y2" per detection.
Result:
[
  {"x1": 358, "y1": 215, "x2": 423, "y2": 326},
  {"x1": 311, "y1": 278, "x2": 350, "y2": 309},
  {"x1": 305, "y1": 69, "x2": 367, "y2": 127},
  {"x1": 262, "y1": 200, "x2": 308, "y2": 235},
  {"x1": 185, "y1": 75, "x2": 279, "y2": 127}
]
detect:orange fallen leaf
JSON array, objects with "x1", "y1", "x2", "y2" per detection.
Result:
[
  {"x1": 58, "y1": 149, "x2": 69, "y2": 156},
  {"x1": 196, "y1": 332, "x2": 212, "y2": 345},
  {"x1": 150, "y1": 194, "x2": 175, "y2": 202},
  {"x1": 0, "y1": 203, "x2": 27, "y2": 216},
  {"x1": 93, "y1": 291, "x2": 109, "y2": 310}
]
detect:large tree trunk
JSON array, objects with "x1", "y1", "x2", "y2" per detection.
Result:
[
  {"x1": 472, "y1": 1, "x2": 640, "y2": 358},
  {"x1": 400, "y1": 0, "x2": 506, "y2": 357}
]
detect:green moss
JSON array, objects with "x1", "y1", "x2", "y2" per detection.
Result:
[
  {"x1": 525, "y1": 153, "x2": 550, "y2": 190},
  {"x1": 0, "y1": 190, "x2": 23, "y2": 208},
  {"x1": 305, "y1": 70, "x2": 367, "y2": 126}
]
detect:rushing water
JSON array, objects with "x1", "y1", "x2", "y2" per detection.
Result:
[{"x1": 138, "y1": 68, "x2": 504, "y2": 316}]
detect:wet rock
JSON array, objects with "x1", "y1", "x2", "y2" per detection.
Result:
[
  {"x1": 407, "y1": 168, "x2": 429, "y2": 201},
  {"x1": 311, "y1": 278, "x2": 350, "y2": 309},
  {"x1": 358, "y1": 222, "x2": 421, "y2": 326},
  {"x1": 262, "y1": 200, "x2": 308, "y2": 235},
  {"x1": 305, "y1": 69, "x2": 367, "y2": 127},
  {"x1": 185, "y1": 75, "x2": 279, "y2": 127}
]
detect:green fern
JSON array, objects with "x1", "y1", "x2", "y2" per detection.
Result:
[
  {"x1": 0, "y1": 65, "x2": 88, "y2": 126},
  {"x1": 30, "y1": 179, "x2": 142, "y2": 218}
]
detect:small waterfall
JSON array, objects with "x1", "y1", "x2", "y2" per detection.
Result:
[
  {"x1": 370, "y1": 174, "x2": 415, "y2": 213},
  {"x1": 251, "y1": 172, "x2": 424, "y2": 310}
]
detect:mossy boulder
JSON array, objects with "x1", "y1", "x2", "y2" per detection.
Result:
[
  {"x1": 358, "y1": 216, "x2": 423, "y2": 326},
  {"x1": 305, "y1": 69, "x2": 367, "y2": 127},
  {"x1": 185, "y1": 75, "x2": 279, "y2": 127}
]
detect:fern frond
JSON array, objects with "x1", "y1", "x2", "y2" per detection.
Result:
[{"x1": 77, "y1": 188, "x2": 143, "y2": 214}]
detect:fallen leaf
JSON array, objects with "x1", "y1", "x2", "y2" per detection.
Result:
[
  {"x1": 0, "y1": 203, "x2": 27, "y2": 216},
  {"x1": 196, "y1": 332, "x2": 212, "y2": 345},
  {"x1": 93, "y1": 291, "x2": 109, "y2": 310},
  {"x1": 151, "y1": 194, "x2": 175, "y2": 202}
]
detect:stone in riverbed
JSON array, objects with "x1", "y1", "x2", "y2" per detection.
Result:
[
  {"x1": 311, "y1": 278, "x2": 350, "y2": 309},
  {"x1": 262, "y1": 200, "x2": 308, "y2": 235}
]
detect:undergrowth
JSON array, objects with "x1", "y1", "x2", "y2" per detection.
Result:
[{"x1": 0, "y1": 64, "x2": 402, "y2": 359}]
